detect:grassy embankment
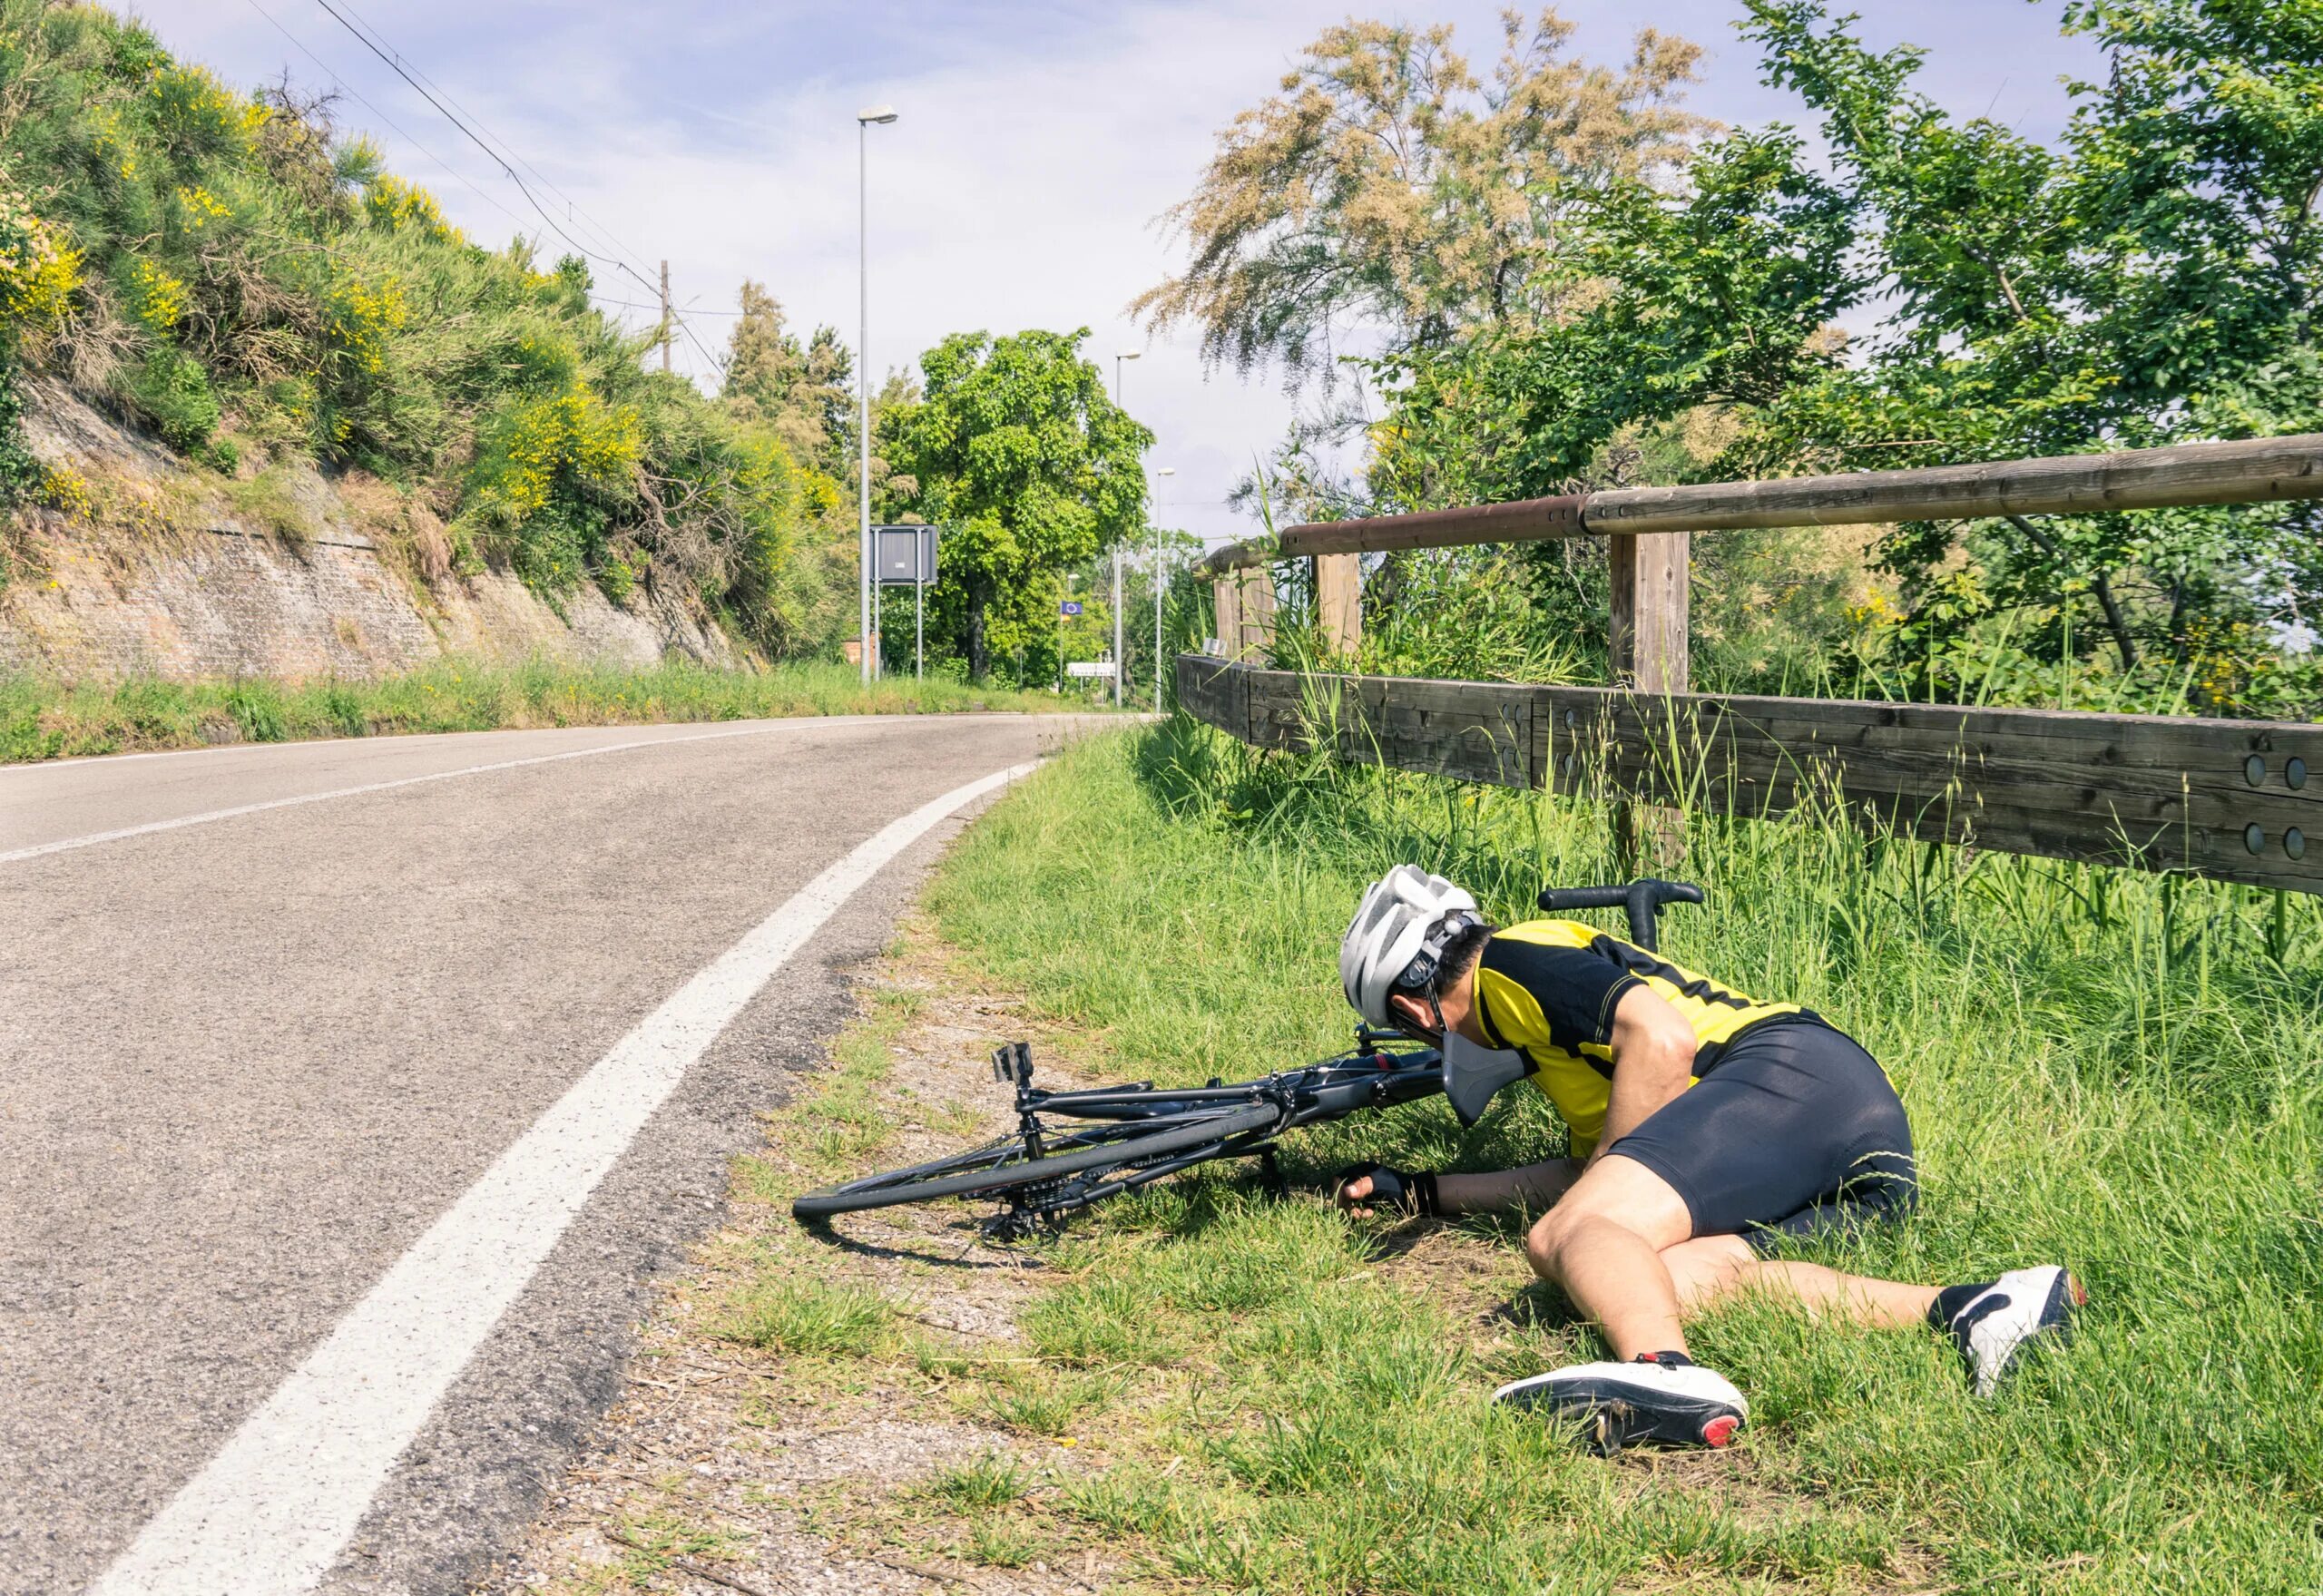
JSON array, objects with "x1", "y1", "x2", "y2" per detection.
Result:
[
  {"x1": 767, "y1": 720, "x2": 2318, "y2": 1595},
  {"x1": 0, "y1": 658, "x2": 1103, "y2": 763}
]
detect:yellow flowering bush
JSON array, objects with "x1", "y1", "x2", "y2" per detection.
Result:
[
  {"x1": 173, "y1": 184, "x2": 230, "y2": 230},
  {"x1": 149, "y1": 65, "x2": 266, "y2": 157},
  {"x1": 362, "y1": 175, "x2": 461, "y2": 245},
  {"x1": 35, "y1": 465, "x2": 95, "y2": 520},
  {"x1": 464, "y1": 387, "x2": 643, "y2": 590},
  {"x1": 0, "y1": 187, "x2": 82, "y2": 335},
  {"x1": 129, "y1": 259, "x2": 185, "y2": 333},
  {"x1": 325, "y1": 275, "x2": 408, "y2": 377}
]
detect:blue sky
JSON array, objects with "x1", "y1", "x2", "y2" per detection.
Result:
[{"x1": 165, "y1": 0, "x2": 2102, "y2": 548}]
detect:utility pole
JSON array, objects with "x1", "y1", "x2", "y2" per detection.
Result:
[
  {"x1": 856, "y1": 106, "x2": 899, "y2": 684},
  {"x1": 659, "y1": 259, "x2": 671, "y2": 375},
  {"x1": 1152, "y1": 465, "x2": 1175, "y2": 711},
  {"x1": 1112, "y1": 352, "x2": 1140, "y2": 710}
]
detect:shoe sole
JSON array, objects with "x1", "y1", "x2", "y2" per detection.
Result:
[{"x1": 1498, "y1": 1376, "x2": 1744, "y2": 1455}]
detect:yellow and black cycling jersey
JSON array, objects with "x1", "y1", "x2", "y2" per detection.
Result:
[{"x1": 1470, "y1": 919, "x2": 1804, "y2": 1160}]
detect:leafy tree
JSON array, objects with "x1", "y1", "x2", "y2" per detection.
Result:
[
  {"x1": 720, "y1": 280, "x2": 853, "y2": 479},
  {"x1": 882, "y1": 329, "x2": 1152, "y2": 683},
  {"x1": 1737, "y1": 0, "x2": 2323, "y2": 706},
  {"x1": 1132, "y1": 8, "x2": 1711, "y2": 380},
  {"x1": 1356, "y1": 0, "x2": 2323, "y2": 712},
  {"x1": 1367, "y1": 125, "x2": 1858, "y2": 509}
]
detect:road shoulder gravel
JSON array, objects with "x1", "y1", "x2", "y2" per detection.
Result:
[{"x1": 473, "y1": 918, "x2": 1127, "y2": 1596}]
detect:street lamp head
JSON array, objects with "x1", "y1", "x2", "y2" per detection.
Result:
[
  {"x1": 1116, "y1": 350, "x2": 1142, "y2": 361},
  {"x1": 1156, "y1": 466, "x2": 1177, "y2": 476},
  {"x1": 858, "y1": 105, "x2": 899, "y2": 124}
]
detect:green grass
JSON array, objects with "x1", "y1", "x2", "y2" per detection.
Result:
[
  {"x1": 913, "y1": 720, "x2": 2323, "y2": 1595},
  {"x1": 715, "y1": 1277, "x2": 896, "y2": 1358},
  {"x1": 0, "y1": 656, "x2": 1108, "y2": 764},
  {"x1": 921, "y1": 1453, "x2": 1032, "y2": 1512}
]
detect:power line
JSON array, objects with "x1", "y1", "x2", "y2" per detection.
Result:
[
  {"x1": 304, "y1": 0, "x2": 730, "y2": 383},
  {"x1": 327, "y1": 0, "x2": 657, "y2": 275},
  {"x1": 593, "y1": 296, "x2": 746, "y2": 317},
  {"x1": 240, "y1": 0, "x2": 533, "y2": 240},
  {"x1": 306, "y1": 0, "x2": 659, "y2": 300}
]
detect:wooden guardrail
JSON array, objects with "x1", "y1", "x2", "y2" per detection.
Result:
[
  {"x1": 1175, "y1": 654, "x2": 2323, "y2": 895},
  {"x1": 1207, "y1": 432, "x2": 2323, "y2": 700},
  {"x1": 1273, "y1": 431, "x2": 2323, "y2": 554}
]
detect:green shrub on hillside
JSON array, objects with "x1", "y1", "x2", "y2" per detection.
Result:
[{"x1": 0, "y1": 2, "x2": 850, "y2": 651}]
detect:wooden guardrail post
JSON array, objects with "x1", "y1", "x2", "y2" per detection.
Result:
[
  {"x1": 1606, "y1": 532, "x2": 1691, "y2": 692},
  {"x1": 1211, "y1": 570, "x2": 1240, "y2": 656},
  {"x1": 1315, "y1": 553, "x2": 1361, "y2": 657},
  {"x1": 1235, "y1": 565, "x2": 1278, "y2": 655},
  {"x1": 1607, "y1": 530, "x2": 1691, "y2": 867}
]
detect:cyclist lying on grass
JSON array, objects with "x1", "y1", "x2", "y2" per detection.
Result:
[{"x1": 1334, "y1": 866, "x2": 2083, "y2": 1453}]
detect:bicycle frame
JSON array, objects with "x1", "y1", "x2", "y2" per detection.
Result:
[{"x1": 974, "y1": 1029, "x2": 1448, "y2": 1228}]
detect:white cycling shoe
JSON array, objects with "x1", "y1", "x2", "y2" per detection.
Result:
[
  {"x1": 1494, "y1": 1352, "x2": 1747, "y2": 1454},
  {"x1": 1937, "y1": 1264, "x2": 2085, "y2": 1396}
]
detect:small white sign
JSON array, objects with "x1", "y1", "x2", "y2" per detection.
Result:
[{"x1": 1065, "y1": 661, "x2": 1117, "y2": 678}]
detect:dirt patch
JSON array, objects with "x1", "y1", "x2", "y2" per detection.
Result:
[{"x1": 473, "y1": 924, "x2": 1131, "y2": 1595}]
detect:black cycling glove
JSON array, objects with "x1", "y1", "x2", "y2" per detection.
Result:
[{"x1": 1330, "y1": 1162, "x2": 1441, "y2": 1217}]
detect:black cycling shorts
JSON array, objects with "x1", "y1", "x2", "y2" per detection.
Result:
[{"x1": 1606, "y1": 1014, "x2": 1916, "y2": 1253}]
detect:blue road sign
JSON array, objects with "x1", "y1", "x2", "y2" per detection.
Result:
[{"x1": 1059, "y1": 601, "x2": 1083, "y2": 616}]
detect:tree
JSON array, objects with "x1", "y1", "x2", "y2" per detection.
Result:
[
  {"x1": 1366, "y1": 125, "x2": 1858, "y2": 510},
  {"x1": 721, "y1": 281, "x2": 853, "y2": 479},
  {"x1": 1736, "y1": 0, "x2": 2323, "y2": 704},
  {"x1": 881, "y1": 329, "x2": 1152, "y2": 683},
  {"x1": 1356, "y1": 0, "x2": 2323, "y2": 711},
  {"x1": 1132, "y1": 8, "x2": 1710, "y2": 381}
]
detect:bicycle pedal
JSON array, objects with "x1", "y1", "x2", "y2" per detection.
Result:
[{"x1": 991, "y1": 1042, "x2": 1034, "y2": 1087}]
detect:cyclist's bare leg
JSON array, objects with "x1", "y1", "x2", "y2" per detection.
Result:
[
  {"x1": 1659, "y1": 1235, "x2": 1940, "y2": 1329},
  {"x1": 1524, "y1": 1155, "x2": 1696, "y2": 1360}
]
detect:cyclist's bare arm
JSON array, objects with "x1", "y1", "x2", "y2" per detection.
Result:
[
  {"x1": 1436, "y1": 1160, "x2": 1584, "y2": 1215},
  {"x1": 1338, "y1": 1159, "x2": 1586, "y2": 1218}
]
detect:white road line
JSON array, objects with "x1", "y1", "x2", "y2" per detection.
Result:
[
  {"x1": 0, "y1": 724, "x2": 793, "y2": 864},
  {"x1": 88, "y1": 758, "x2": 1039, "y2": 1596}
]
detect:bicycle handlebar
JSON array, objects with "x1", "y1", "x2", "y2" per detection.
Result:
[{"x1": 1535, "y1": 878, "x2": 1704, "y2": 953}]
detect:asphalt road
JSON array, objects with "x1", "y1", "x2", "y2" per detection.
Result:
[{"x1": 0, "y1": 713, "x2": 1103, "y2": 1595}]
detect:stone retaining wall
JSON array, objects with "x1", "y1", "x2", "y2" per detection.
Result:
[{"x1": 0, "y1": 380, "x2": 740, "y2": 682}]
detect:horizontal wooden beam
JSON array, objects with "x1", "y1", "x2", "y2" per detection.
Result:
[
  {"x1": 1174, "y1": 654, "x2": 2323, "y2": 894},
  {"x1": 1272, "y1": 432, "x2": 2323, "y2": 556},
  {"x1": 1584, "y1": 430, "x2": 2323, "y2": 534},
  {"x1": 1201, "y1": 539, "x2": 1272, "y2": 575},
  {"x1": 1279, "y1": 494, "x2": 1586, "y2": 558}
]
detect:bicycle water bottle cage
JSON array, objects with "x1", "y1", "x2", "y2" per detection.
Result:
[{"x1": 1442, "y1": 1031, "x2": 1530, "y2": 1129}]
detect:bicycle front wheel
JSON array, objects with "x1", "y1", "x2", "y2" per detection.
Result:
[{"x1": 791, "y1": 1102, "x2": 1279, "y2": 1220}]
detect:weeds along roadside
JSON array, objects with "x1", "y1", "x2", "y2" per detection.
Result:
[
  {"x1": 0, "y1": 657, "x2": 1110, "y2": 763},
  {"x1": 886, "y1": 720, "x2": 2323, "y2": 1594}
]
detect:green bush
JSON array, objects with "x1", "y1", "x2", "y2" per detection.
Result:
[
  {"x1": 0, "y1": 1, "x2": 855, "y2": 655},
  {"x1": 124, "y1": 348, "x2": 218, "y2": 455}
]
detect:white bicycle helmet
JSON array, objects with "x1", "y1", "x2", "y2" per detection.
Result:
[{"x1": 1340, "y1": 865, "x2": 1482, "y2": 1028}]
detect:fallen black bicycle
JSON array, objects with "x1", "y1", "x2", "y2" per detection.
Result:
[{"x1": 790, "y1": 878, "x2": 1703, "y2": 1233}]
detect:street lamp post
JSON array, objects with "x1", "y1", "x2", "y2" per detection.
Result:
[
  {"x1": 1112, "y1": 350, "x2": 1139, "y2": 709},
  {"x1": 857, "y1": 103, "x2": 898, "y2": 685},
  {"x1": 1152, "y1": 465, "x2": 1175, "y2": 712}
]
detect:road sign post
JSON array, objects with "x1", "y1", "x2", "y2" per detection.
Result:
[{"x1": 874, "y1": 525, "x2": 940, "y2": 681}]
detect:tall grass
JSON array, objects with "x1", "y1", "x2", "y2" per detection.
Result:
[
  {"x1": 0, "y1": 656, "x2": 1098, "y2": 763},
  {"x1": 923, "y1": 720, "x2": 2323, "y2": 1594}
]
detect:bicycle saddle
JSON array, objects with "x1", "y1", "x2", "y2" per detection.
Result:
[{"x1": 1442, "y1": 1030, "x2": 1529, "y2": 1128}]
